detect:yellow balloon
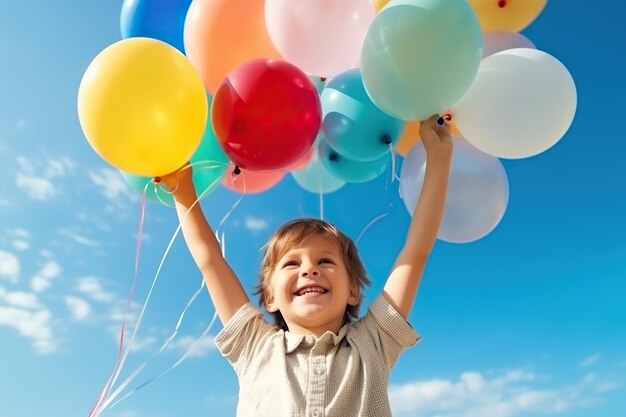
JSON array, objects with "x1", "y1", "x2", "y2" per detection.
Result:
[
  {"x1": 372, "y1": 0, "x2": 390, "y2": 13},
  {"x1": 467, "y1": 0, "x2": 547, "y2": 32},
  {"x1": 77, "y1": 38, "x2": 208, "y2": 176}
]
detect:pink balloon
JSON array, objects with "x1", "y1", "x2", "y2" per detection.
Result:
[
  {"x1": 222, "y1": 164, "x2": 285, "y2": 194},
  {"x1": 264, "y1": 0, "x2": 375, "y2": 77},
  {"x1": 482, "y1": 31, "x2": 535, "y2": 58}
]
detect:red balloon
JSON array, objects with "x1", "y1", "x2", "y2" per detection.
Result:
[
  {"x1": 211, "y1": 59, "x2": 321, "y2": 171},
  {"x1": 222, "y1": 163, "x2": 285, "y2": 194}
]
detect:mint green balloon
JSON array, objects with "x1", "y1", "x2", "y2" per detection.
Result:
[
  {"x1": 292, "y1": 151, "x2": 345, "y2": 194},
  {"x1": 361, "y1": 0, "x2": 482, "y2": 120},
  {"x1": 318, "y1": 140, "x2": 389, "y2": 183},
  {"x1": 121, "y1": 97, "x2": 229, "y2": 204}
]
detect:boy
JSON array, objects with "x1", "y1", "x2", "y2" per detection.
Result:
[{"x1": 162, "y1": 114, "x2": 452, "y2": 416}]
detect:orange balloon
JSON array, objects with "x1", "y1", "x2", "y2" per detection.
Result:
[
  {"x1": 395, "y1": 119, "x2": 459, "y2": 156},
  {"x1": 467, "y1": 0, "x2": 547, "y2": 32},
  {"x1": 371, "y1": 0, "x2": 389, "y2": 13},
  {"x1": 184, "y1": 0, "x2": 282, "y2": 93},
  {"x1": 222, "y1": 164, "x2": 285, "y2": 194}
]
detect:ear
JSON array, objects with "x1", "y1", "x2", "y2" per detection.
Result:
[
  {"x1": 347, "y1": 282, "x2": 360, "y2": 307},
  {"x1": 265, "y1": 293, "x2": 278, "y2": 312}
]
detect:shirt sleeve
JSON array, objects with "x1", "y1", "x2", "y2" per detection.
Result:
[
  {"x1": 214, "y1": 302, "x2": 276, "y2": 374},
  {"x1": 358, "y1": 294, "x2": 421, "y2": 368}
]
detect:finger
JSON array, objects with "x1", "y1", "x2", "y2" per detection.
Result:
[{"x1": 420, "y1": 114, "x2": 441, "y2": 129}]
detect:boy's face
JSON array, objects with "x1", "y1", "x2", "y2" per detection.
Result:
[{"x1": 266, "y1": 233, "x2": 359, "y2": 336}]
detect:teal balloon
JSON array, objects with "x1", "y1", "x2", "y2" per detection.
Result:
[
  {"x1": 309, "y1": 75, "x2": 328, "y2": 95},
  {"x1": 122, "y1": 96, "x2": 229, "y2": 204},
  {"x1": 292, "y1": 151, "x2": 345, "y2": 194},
  {"x1": 321, "y1": 69, "x2": 404, "y2": 161},
  {"x1": 318, "y1": 140, "x2": 389, "y2": 183},
  {"x1": 361, "y1": 0, "x2": 482, "y2": 120}
]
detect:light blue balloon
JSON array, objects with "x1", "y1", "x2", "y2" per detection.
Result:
[
  {"x1": 318, "y1": 140, "x2": 389, "y2": 183},
  {"x1": 361, "y1": 0, "x2": 482, "y2": 120},
  {"x1": 291, "y1": 152, "x2": 345, "y2": 194},
  {"x1": 308, "y1": 76, "x2": 328, "y2": 95},
  {"x1": 120, "y1": 0, "x2": 193, "y2": 54},
  {"x1": 321, "y1": 69, "x2": 404, "y2": 161}
]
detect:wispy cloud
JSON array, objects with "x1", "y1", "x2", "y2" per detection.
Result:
[
  {"x1": 15, "y1": 172, "x2": 57, "y2": 200},
  {"x1": 64, "y1": 295, "x2": 91, "y2": 321},
  {"x1": 580, "y1": 353, "x2": 601, "y2": 367},
  {"x1": 389, "y1": 367, "x2": 622, "y2": 417},
  {"x1": 0, "y1": 250, "x2": 20, "y2": 283},
  {"x1": 244, "y1": 215, "x2": 269, "y2": 232},
  {"x1": 0, "y1": 304, "x2": 56, "y2": 354},
  {"x1": 89, "y1": 168, "x2": 136, "y2": 202},
  {"x1": 0, "y1": 288, "x2": 43, "y2": 309},
  {"x1": 30, "y1": 259, "x2": 62, "y2": 292},
  {"x1": 75, "y1": 276, "x2": 115, "y2": 303},
  {"x1": 57, "y1": 228, "x2": 101, "y2": 248},
  {"x1": 166, "y1": 334, "x2": 217, "y2": 358}
]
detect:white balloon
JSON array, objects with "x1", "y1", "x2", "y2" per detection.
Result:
[
  {"x1": 265, "y1": 0, "x2": 375, "y2": 77},
  {"x1": 453, "y1": 48, "x2": 577, "y2": 159},
  {"x1": 400, "y1": 138, "x2": 509, "y2": 243},
  {"x1": 482, "y1": 31, "x2": 535, "y2": 58}
]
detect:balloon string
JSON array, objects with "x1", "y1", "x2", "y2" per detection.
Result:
[
  {"x1": 389, "y1": 144, "x2": 400, "y2": 183},
  {"x1": 356, "y1": 212, "x2": 390, "y2": 245},
  {"x1": 88, "y1": 184, "x2": 149, "y2": 417},
  {"x1": 92, "y1": 164, "x2": 225, "y2": 417}
]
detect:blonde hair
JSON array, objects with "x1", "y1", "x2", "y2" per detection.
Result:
[{"x1": 255, "y1": 218, "x2": 371, "y2": 331}]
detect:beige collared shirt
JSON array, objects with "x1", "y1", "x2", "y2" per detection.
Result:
[{"x1": 215, "y1": 294, "x2": 420, "y2": 417}]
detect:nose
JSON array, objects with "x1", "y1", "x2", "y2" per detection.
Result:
[{"x1": 300, "y1": 264, "x2": 319, "y2": 277}]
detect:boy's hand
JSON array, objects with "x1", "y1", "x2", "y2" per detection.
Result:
[
  {"x1": 158, "y1": 163, "x2": 193, "y2": 193},
  {"x1": 419, "y1": 114, "x2": 453, "y2": 158}
]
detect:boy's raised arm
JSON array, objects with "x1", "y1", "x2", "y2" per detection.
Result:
[
  {"x1": 162, "y1": 167, "x2": 249, "y2": 325},
  {"x1": 383, "y1": 115, "x2": 452, "y2": 320}
]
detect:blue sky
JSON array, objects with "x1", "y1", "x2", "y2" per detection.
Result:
[{"x1": 0, "y1": 1, "x2": 625, "y2": 417}]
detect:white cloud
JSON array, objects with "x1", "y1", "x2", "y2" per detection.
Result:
[
  {"x1": 580, "y1": 353, "x2": 601, "y2": 367},
  {"x1": 0, "y1": 306, "x2": 56, "y2": 354},
  {"x1": 244, "y1": 216, "x2": 269, "y2": 232},
  {"x1": 11, "y1": 240, "x2": 30, "y2": 251},
  {"x1": 57, "y1": 228, "x2": 101, "y2": 248},
  {"x1": 89, "y1": 168, "x2": 136, "y2": 202},
  {"x1": 45, "y1": 157, "x2": 75, "y2": 178},
  {"x1": 64, "y1": 296, "x2": 91, "y2": 321},
  {"x1": 166, "y1": 334, "x2": 217, "y2": 358},
  {"x1": 0, "y1": 289, "x2": 42, "y2": 309},
  {"x1": 30, "y1": 260, "x2": 62, "y2": 292},
  {"x1": 0, "y1": 250, "x2": 20, "y2": 283},
  {"x1": 75, "y1": 276, "x2": 114, "y2": 303},
  {"x1": 15, "y1": 172, "x2": 57, "y2": 200},
  {"x1": 389, "y1": 367, "x2": 621, "y2": 417},
  {"x1": 8, "y1": 228, "x2": 31, "y2": 239}
]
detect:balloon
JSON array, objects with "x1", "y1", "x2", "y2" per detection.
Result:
[
  {"x1": 309, "y1": 76, "x2": 328, "y2": 95},
  {"x1": 120, "y1": 0, "x2": 193, "y2": 53},
  {"x1": 361, "y1": 0, "x2": 482, "y2": 120},
  {"x1": 265, "y1": 0, "x2": 375, "y2": 77},
  {"x1": 318, "y1": 140, "x2": 389, "y2": 183},
  {"x1": 372, "y1": 0, "x2": 389, "y2": 13},
  {"x1": 281, "y1": 146, "x2": 314, "y2": 172},
  {"x1": 184, "y1": 0, "x2": 281, "y2": 93},
  {"x1": 292, "y1": 149, "x2": 346, "y2": 194},
  {"x1": 222, "y1": 164, "x2": 285, "y2": 194},
  {"x1": 452, "y1": 48, "x2": 577, "y2": 159},
  {"x1": 400, "y1": 137, "x2": 509, "y2": 243},
  {"x1": 483, "y1": 31, "x2": 535, "y2": 58},
  {"x1": 321, "y1": 68, "x2": 404, "y2": 161},
  {"x1": 77, "y1": 38, "x2": 207, "y2": 177},
  {"x1": 467, "y1": 0, "x2": 547, "y2": 32},
  {"x1": 212, "y1": 59, "x2": 321, "y2": 171}
]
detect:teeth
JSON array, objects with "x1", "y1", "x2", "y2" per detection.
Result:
[{"x1": 296, "y1": 287, "x2": 327, "y2": 296}]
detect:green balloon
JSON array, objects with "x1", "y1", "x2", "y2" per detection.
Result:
[{"x1": 361, "y1": 0, "x2": 482, "y2": 120}]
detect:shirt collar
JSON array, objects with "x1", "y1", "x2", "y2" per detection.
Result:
[{"x1": 284, "y1": 324, "x2": 349, "y2": 354}]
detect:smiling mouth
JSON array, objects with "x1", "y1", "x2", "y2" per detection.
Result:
[{"x1": 294, "y1": 287, "x2": 328, "y2": 296}]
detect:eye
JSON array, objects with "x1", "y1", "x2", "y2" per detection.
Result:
[
  {"x1": 319, "y1": 258, "x2": 334, "y2": 265},
  {"x1": 281, "y1": 260, "x2": 298, "y2": 268}
]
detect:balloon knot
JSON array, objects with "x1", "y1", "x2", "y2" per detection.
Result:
[
  {"x1": 329, "y1": 153, "x2": 339, "y2": 162},
  {"x1": 233, "y1": 166, "x2": 241, "y2": 175},
  {"x1": 498, "y1": 0, "x2": 507, "y2": 8},
  {"x1": 320, "y1": 77, "x2": 327, "y2": 82},
  {"x1": 153, "y1": 176, "x2": 161, "y2": 183},
  {"x1": 444, "y1": 114, "x2": 452, "y2": 121}
]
